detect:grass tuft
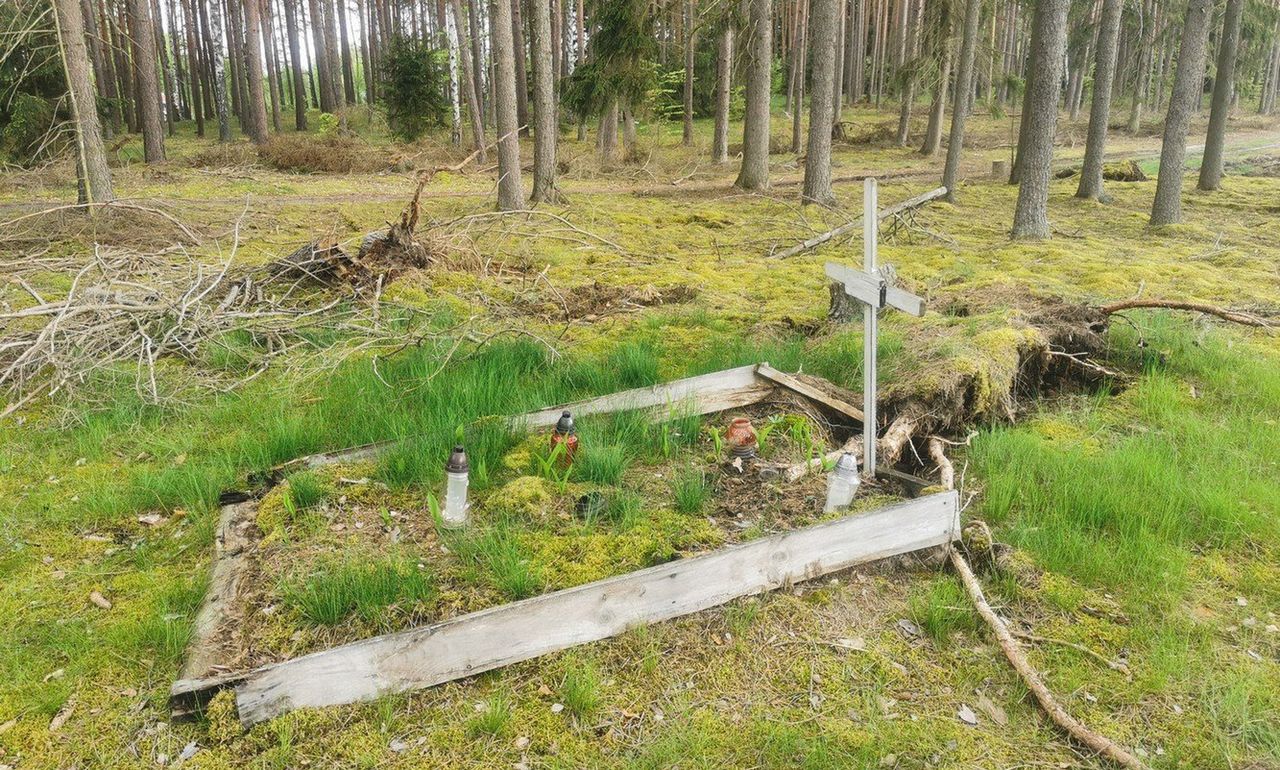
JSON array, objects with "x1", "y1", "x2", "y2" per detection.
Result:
[
  {"x1": 560, "y1": 660, "x2": 601, "y2": 720},
  {"x1": 671, "y1": 468, "x2": 711, "y2": 513},
  {"x1": 282, "y1": 556, "x2": 436, "y2": 626},
  {"x1": 465, "y1": 692, "x2": 513, "y2": 738}
]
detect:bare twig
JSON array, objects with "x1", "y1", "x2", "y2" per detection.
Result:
[{"x1": 950, "y1": 551, "x2": 1149, "y2": 770}]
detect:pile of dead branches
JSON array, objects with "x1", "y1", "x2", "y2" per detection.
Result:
[{"x1": 1, "y1": 181, "x2": 447, "y2": 416}]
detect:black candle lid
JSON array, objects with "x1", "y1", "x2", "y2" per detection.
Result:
[
  {"x1": 554, "y1": 410, "x2": 575, "y2": 434},
  {"x1": 445, "y1": 445, "x2": 469, "y2": 473}
]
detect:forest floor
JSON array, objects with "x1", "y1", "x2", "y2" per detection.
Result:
[{"x1": 1, "y1": 105, "x2": 1279, "y2": 770}]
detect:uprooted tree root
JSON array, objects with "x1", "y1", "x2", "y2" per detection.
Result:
[{"x1": 867, "y1": 293, "x2": 1272, "y2": 484}]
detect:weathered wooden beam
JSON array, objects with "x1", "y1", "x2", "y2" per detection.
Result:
[
  {"x1": 512, "y1": 364, "x2": 775, "y2": 429},
  {"x1": 171, "y1": 492, "x2": 959, "y2": 726},
  {"x1": 178, "y1": 501, "x2": 255, "y2": 683},
  {"x1": 824, "y1": 262, "x2": 925, "y2": 317},
  {"x1": 771, "y1": 186, "x2": 948, "y2": 259},
  {"x1": 755, "y1": 363, "x2": 864, "y2": 422}
]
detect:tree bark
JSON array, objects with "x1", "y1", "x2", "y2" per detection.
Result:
[
  {"x1": 790, "y1": 0, "x2": 808, "y2": 154},
  {"x1": 336, "y1": 0, "x2": 357, "y2": 104},
  {"x1": 55, "y1": 0, "x2": 115, "y2": 204},
  {"x1": 894, "y1": 0, "x2": 919, "y2": 147},
  {"x1": 202, "y1": 0, "x2": 232, "y2": 140},
  {"x1": 735, "y1": 0, "x2": 773, "y2": 190},
  {"x1": 1010, "y1": 0, "x2": 1069, "y2": 240},
  {"x1": 242, "y1": 0, "x2": 271, "y2": 143},
  {"x1": 152, "y1": 0, "x2": 176, "y2": 135},
  {"x1": 919, "y1": 36, "x2": 950, "y2": 156},
  {"x1": 1075, "y1": 0, "x2": 1122, "y2": 201},
  {"x1": 510, "y1": 0, "x2": 530, "y2": 133},
  {"x1": 1150, "y1": 0, "x2": 1212, "y2": 226},
  {"x1": 451, "y1": 0, "x2": 487, "y2": 160},
  {"x1": 283, "y1": 0, "x2": 307, "y2": 129},
  {"x1": 472, "y1": 0, "x2": 487, "y2": 124},
  {"x1": 491, "y1": 0, "x2": 526, "y2": 209},
  {"x1": 599, "y1": 99, "x2": 619, "y2": 164},
  {"x1": 940, "y1": 0, "x2": 981, "y2": 202},
  {"x1": 181, "y1": 0, "x2": 205, "y2": 135},
  {"x1": 530, "y1": 0, "x2": 558, "y2": 202},
  {"x1": 321, "y1": 0, "x2": 345, "y2": 115},
  {"x1": 682, "y1": 0, "x2": 697, "y2": 146},
  {"x1": 802, "y1": 0, "x2": 838, "y2": 206},
  {"x1": 711, "y1": 24, "x2": 733, "y2": 163},
  {"x1": 129, "y1": 0, "x2": 167, "y2": 161},
  {"x1": 1196, "y1": 0, "x2": 1242, "y2": 192},
  {"x1": 305, "y1": 0, "x2": 332, "y2": 111}
]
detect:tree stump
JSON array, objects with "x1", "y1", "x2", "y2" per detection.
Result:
[
  {"x1": 992, "y1": 159, "x2": 1008, "y2": 179},
  {"x1": 828, "y1": 281, "x2": 859, "y2": 322}
]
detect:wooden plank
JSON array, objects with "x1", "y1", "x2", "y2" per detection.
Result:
[
  {"x1": 771, "y1": 186, "x2": 948, "y2": 259},
  {"x1": 177, "y1": 501, "x2": 255, "y2": 682},
  {"x1": 884, "y1": 285, "x2": 925, "y2": 317},
  {"x1": 512, "y1": 364, "x2": 773, "y2": 429},
  {"x1": 825, "y1": 262, "x2": 925, "y2": 317},
  {"x1": 824, "y1": 262, "x2": 884, "y2": 307},
  {"x1": 173, "y1": 492, "x2": 957, "y2": 726},
  {"x1": 755, "y1": 363, "x2": 865, "y2": 422}
]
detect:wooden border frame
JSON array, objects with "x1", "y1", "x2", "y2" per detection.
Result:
[{"x1": 172, "y1": 492, "x2": 958, "y2": 726}]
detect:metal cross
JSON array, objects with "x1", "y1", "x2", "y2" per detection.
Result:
[{"x1": 824, "y1": 178, "x2": 926, "y2": 478}]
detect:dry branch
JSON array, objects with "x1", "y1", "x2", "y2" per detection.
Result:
[
  {"x1": 1099, "y1": 299, "x2": 1272, "y2": 328},
  {"x1": 770, "y1": 186, "x2": 948, "y2": 259},
  {"x1": 949, "y1": 550, "x2": 1149, "y2": 770}
]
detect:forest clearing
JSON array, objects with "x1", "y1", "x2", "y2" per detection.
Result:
[{"x1": 2, "y1": 0, "x2": 1280, "y2": 767}]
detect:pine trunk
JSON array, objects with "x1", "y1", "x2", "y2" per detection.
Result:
[
  {"x1": 1196, "y1": 0, "x2": 1242, "y2": 192},
  {"x1": 711, "y1": 25, "x2": 733, "y2": 163},
  {"x1": 530, "y1": 0, "x2": 558, "y2": 201},
  {"x1": 682, "y1": 0, "x2": 696, "y2": 146},
  {"x1": 511, "y1": 0, "x2": 530, "y2": 133},
  {"x1": 242, "y1": 0, "x2": 271, "y2": 143},
  {"x1": 337, "y1": 0, "x2": 357, "y2": 104},
  {"x1": 941, "y1": 0, "x2": 981, "y2": 202},
  {"x1": 802, "y1": 0, "x2": 838, "y2": 206},
  {"x1": 129, "y1": 0, "x2": 167, "y2": 161},
  {"x1": 491, "y1": 0, "x2": 526, "y2": 209},
  {"x1": 1150, "y1": 0, "x2": 1212, "y2": 225},
  {"x1": 283, "y1": 0, "x2": 307, "y2": 129},
  {"x1": 1009, "y1": 0, "x2": 1069, "y2": 240},
  {"x1": 55, "y1": 0, "x2": 115, "y2": 203},
  {"x1": 920, "y1": 40, "x2": 950, "y2": 156},
  {"x1": 1076, "y1": 0, "x2": 1122, "y2": 200},
  {"x1": 735, "y1": 0, "x2": 773, "y2": 190},
  {"x1": 452, "y1": 0, "x2": 487, "y2": 159}
]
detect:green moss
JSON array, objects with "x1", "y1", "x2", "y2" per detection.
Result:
[
  {"x1": 206, "y1": 689, "x2": 242, "y2": 745},
  {"x1": 486, "y1": 475, "x2": 555, "y2": 522}
]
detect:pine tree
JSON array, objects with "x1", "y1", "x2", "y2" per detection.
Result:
[
  {"x1": 1197, "y1": 0, "x2": 1243, "y2": 192},
  {"x1": 1075, "y1": 0, "x2": 1122, "y2": 201},
  {"x1": 1150, "y1": 0, "x2": 1213, "y2": 225},
  {"x1": 735, "y1": 0, "x2": 773, "y2": 190},
  {"x1": 1010, "y1": 0, "x2": 1069, "y2": 240}
]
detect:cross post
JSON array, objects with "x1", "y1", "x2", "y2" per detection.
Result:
[{"x1": 823, "y1": 178, "x2": 927, "y2": 479}]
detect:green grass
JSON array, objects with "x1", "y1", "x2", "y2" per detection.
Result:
[
  {"x1": 449, "y1": 523, "x2": 543, "y2": 600},
  {"x1": 575, "y1": 442, "x2": 630, "y2": 485},
  {"x1": 281, "y1": 556, "x2": 436, "y2": 626},
  {"x1": 559, "y1": 660, "x2": 602, "y2": 720},
  {"x1": 972, "y1": 315, "x2": 1280, "y2": 600},
  {"x1": 465, "y1": 692, "x2": 513, "y2": 738},
  {"x1": 671, "y1": 468, "x2": 711, "y2": 513},
  {"x1": 908, "y1": 577, "x2": 980, "y2": 644}
]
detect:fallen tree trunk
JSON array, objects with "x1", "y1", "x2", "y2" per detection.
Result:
[
  {"x1": 1098, "y1": 299, "x2": 1271, "y2": 328},
  {"x1": 771, "y1": 186, "x2": 948, "y2": 259}
]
